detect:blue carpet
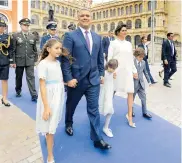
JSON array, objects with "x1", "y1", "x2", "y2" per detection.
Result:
[{"x1": 2, "y1": 69, "x2": 181, "y2": 163}]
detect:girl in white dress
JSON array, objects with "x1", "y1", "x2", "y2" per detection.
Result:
[
  {"x1": 36, "y1": 39, "x2": 69, "y2": 163},
  {"x1": 108, "y1": 24, "x2": 138, "y2": 128},
  {"x1": 99, "y1": 59, "x2": 118, "y2": 138}
]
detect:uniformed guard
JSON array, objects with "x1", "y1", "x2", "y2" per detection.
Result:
[
  {"x1": 12, "y1": 18, "x2": 38, "y2": 101},
  {"x1": 68, "y1": 23, "x2": 76, "y2": 31},
  {"x1": 0, "y1": 20, "x2": 13, "y2": 106},
  {"x1": 40, "y1": 21, "x2": 60, "y2": 50}
]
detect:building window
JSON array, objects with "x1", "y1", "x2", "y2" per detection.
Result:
[
  {"x1": 134, "y1": 35, "x2": 141, "y2": 47},
  {"x1": 93, "y1": 13, "x2": 95, "y2": 20},
  {"x1": 113, "y1": 9, "x2": 116, "y2": 17},
  {"x1": 31, "y1": 1, "x2": 36, "y2": 8},
  {"x1": 56, "y1": 5, "x2": 59, "y2": 13},
  {"x1": 62, "y1": 20, "x2": 67, "y2": 29},
  {"x1": 110, "y1": 22, "x2": 115, "y2": 31},
  {"x1": 106, "y1": 10, "x2": 108, "y2": 18},
  {"x1": 118, "y1": 8, "x2": 121, "y2": 16},
  {"x1": 0, "y1": 13, "x2": 8, "y2": 22},
  {"x1": 118, "y1": 21, "x2": 123, "y2": 26},
  {"x1": 97, "y1": 12, "x2": 99, "y2": 19},
  {"x1": 65, "y1": 7, "x2": 68, "y2": 15},
  {"x1": 103, "y1": 11, "x2": 106, "y2": 18},
  {"x1": 97, "y1": 24, "x2": 101, "y2": 32},
  {"x1": 42, "y1": 1, "x2": 46, "y2": 10},
  {"x1": 69, "y1": 9, "x2": 72, "y2": 16},
  {"x1": 36, "y1": 0, "x2": 40, "y2": 9},
  {"x1": 135, "y1": 4, "x2": 139, "y2": 13},
  {"x1": 61, "y1": 6, "x2": 64, "y2": 14},
  {"x1": 148, "y1": 17, "x2": 156, "y2": 27},
  {"x1": 91, "y1": 25, "x2": 95, "y2": 31},
  {"x1": 31, "y1": 15, "x2": 39, "y2": 25},
  {"x1": 73, "y1": 9, "x2": 75, "y2": 17},
  {"x1": 148, "y1": 1, "x2": 151, "y2": 11},
  {"x1": 126, "y1": 6, "x2": 129, "y2": 15},
  {"x1": 0, "y1": 0, "x2": 8, "y2": 7},
  {"x1": 135, "y1": 19, "x2": 142, "y2": 28},
  {"x1": 130, "y1": 5, "x2": 132, "y2": 14},
  {"x1": 126, "y1": 35, "x2": 131, "y2": 42},
  {"x1": 121, "y1": 7, "x2": 124, "y2": 15},
  {"x1": 110, "y1": 9, "x2": 112, "y2": 17},
  {"x1": 43, "y1": 17, "x2": 48, "y2": 26},
  {"x1": 147, "y1": 34, "x2": 151, "y2": 41},
  {"x1": 139, "y1": 4, "x2": 142, "y2": 13},
  {"x1": 103, "y1": 23, "x2": 108, "y2": 31},
  {"x1": 53, "y1": 4, "x2": 55, "y2": 11},
  {"x1": 126, "y1": 20, "x2": 132, "y2": 29}
]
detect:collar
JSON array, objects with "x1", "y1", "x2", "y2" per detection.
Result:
[{"x1": 79, "y1": 26, "x2": 91, "y2": 34}]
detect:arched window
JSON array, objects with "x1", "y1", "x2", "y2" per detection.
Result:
[
  {"x1": 139, "y1": 4, "x2": 142, "y2": 13},
  {"x1": 126, "y1": 20, "x2": 132, "y2": 29},
  {"x1": 65, "y1": 7, "x2": 68, "y2": 15},
  {"x1": 110, "y1": 9, "x2": 112, "y2": 17},
  {"x1": 103, "y1": 23, "x2": 108, "y2": 31},
  {"x1": 118, "y1": 21, "x2": 123, "y2": 26},
  {"x1": 148, "y1": 1, "x2": 151, "y2": 11},
  {"x1": 126, "y1": 6, "x2": 129, "y2": 15},
  {"x1": 56, "y1": 5, "x2": 59, "y2": 13},
  {"x1": 69, "y1": 9, "x2": 72, "y2": 16},
  {"x1": 118, "y1": 8, "x2": 121, "y2": 16},
  {"x1": 31, "y1": 15, "x2": 39, "y2": 25},
  {"x1": 53, "y1": 4, "x2": 55, "y2": 11},
  {"x1": 147, "y1": 34, "x2": 151, "y2": 41},
  {"x1": 62, "y1": 20, "x2": 67, "y2": 29},
  {"x1": 135, "y1": 19, "x2": 142, "y2": 28},
  {"x1": 97, "y1": 24, "x2": 101, "y2": 32},
  {"x1": 93, "y1": 13, "x2": 95, "y2": 20},
  {"x1": 73, "y1": 9, "x2": 75, "y2": 17},
  {"x1": 36, "y1": 0, "x2": 40, "y2": 9},
  {"x1": 135, "y1": 4, "x2": 139, "y2": 13},
  {"x1": 31, "y1": 0, "x2": 35, "y2": 8},
  {"x1": 99, "y1": 11, "x2": 102, "y2": 19},
  {"x1": 121, "y1": 7, "x2": 124, "y2": 15},
  {"x1": 134, "y1": 35, "x2": 141, "y2": 47},
  {"x1": 97, "y1": 12, "x2": 99, "y2": 19},
  {"x1": 61, "y1": 6, "x2": 64, "y2": 14},
  {"x1": 113, "y1": 9, "x2": 116, "y2": 17},
  {"x1": 47, "y1": 2, "x2": 50, "y2": 10},
  {"x1": 110, "y1": 22, "x2": 115, "y2": 31},
  {"x1": 91, "y1": 25, "x2": 95, "y2": 31},
  {"x1": 148, "y1": 17, "x2": 156, "y2": 27},
  {"x1": 130, "y1": 5, "x2": 132, "y2": 14},
  {"x1": 42, "y1": 1, "x2": 46, "y2": 10},
  {"x1": 106, "y1": 10, "x2": 108, "y2": 18},
  {"x1": 43, "y1": 17, "x2": 48, "y2": 26},
  {"x1": 103, "y1": 11, "x2": 106, "y2": 18},
  {"x1": 126, "y1": 35, "x2": 131, "y2": 42}
]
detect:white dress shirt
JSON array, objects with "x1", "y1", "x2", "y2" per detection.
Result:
[{"x1": 79, "y1": 26, "x2": 93, "y2": 54}]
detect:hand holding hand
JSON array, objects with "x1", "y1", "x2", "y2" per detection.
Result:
[
  {"x1": 100, "y1": 76, "x2": 104, "y2": 84},
  {"x1": 113, "y1": 72, "x2": 117, "y2": 79},
  {"x1": 133, "y1": 73, "x2": 138, "y2": 79},
  {"x1": 67, "y1": 79, "x2": 78, "y2": 88}
]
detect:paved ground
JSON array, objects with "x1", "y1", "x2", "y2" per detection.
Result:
[{"x1": 0, "y1": 62, "x2": 181, "y2": 163}]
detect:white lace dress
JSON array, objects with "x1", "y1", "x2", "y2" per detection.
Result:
[
  {"x1": 36, "y1": 59, "x2": 65, "y2": 135},
  {"x1": 99, "y1": 71, "x2": 114, "y2": 116}
]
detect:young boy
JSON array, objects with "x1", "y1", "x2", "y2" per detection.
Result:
[{"x1": 133, "y1": 48, "x2": 152, "y2": 119}]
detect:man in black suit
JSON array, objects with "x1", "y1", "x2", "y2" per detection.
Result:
[
  {"x1": 161, "y1": 32, "x2": 177, "y2": 88},
  {"x1": 102, "y1": 30, "x2": 114, "y2": 61}
]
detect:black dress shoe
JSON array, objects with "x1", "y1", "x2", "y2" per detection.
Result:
[
  {"x1": 152, "y1": 81, "x2": 157, "y2": 84},
  {"x1": 132, "y1": 112, "x2": 135, "y2": 117},
  {"x1": 167, "y1": 82, "x2": 171, "y2": 85},
  {"x1": 1, "y1": 98, "x2": 11, "y2": 107},
  {"x1": 163, "y1": 83, "x2": 171, "y2": 88},
  {"x1": 32, "y1": 95, "x2": 38, "y2": 102},
  {"x1": 65, "y1": 126, "x2": 73, "y2": 136},
  {"x1": 16, "y1": 92, "x2": 21, "y2": 97},
  {"x1": 94, "y1": 140, "x2": 111, "y2": 150},
  {"x1": 143, "y1": 113, "x2": 152, "y2": 119}
]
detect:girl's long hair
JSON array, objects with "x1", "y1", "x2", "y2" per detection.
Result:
[
  {"x1": 39, "y1": 38, "x2": 75, "y2": 64},
  {"x1": 105, "y1": 59, "x2": 118, "y2": 70}
]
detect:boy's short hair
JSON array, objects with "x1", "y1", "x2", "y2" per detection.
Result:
[{"x1": 133, "y1": 47, "x2": 145, "y2": 57}]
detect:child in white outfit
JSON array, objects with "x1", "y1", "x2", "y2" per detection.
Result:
[{"x1": 99, "y1": 59, "x2": 118, "y2": 138}]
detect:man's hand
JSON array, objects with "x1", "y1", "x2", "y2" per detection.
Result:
[
  {"x1": 164, "y1": 59, "x2": 168, "y2": 65},
  {"x1": 133, "y1": 73, "x2": 138, "y2": 79},
  {"x1": 113, "y1": 72, "x2": 117, "y2": 79},
  {"x1": 10, "y1": 64, "x2": 16, "y2": 68},
  {"x1": 67, "y1": 79, "x2": 78, "y2": 88},
  {"x1": 100, "y1": 76, "x2": 104, "y2": 84}
]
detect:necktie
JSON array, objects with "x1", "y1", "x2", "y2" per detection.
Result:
[
  {"x1": 85, "y1": 30, "x2": 90, "y2": 52},
  {"x1": 170, "y1": 41, "x2": 174, "y2": 56},
  {"x1": 138, "y1": 62, "x2": 141, "y2": 69},
  {"x1": 24, "y1": 34, "x2": 27, "y2": 39}
]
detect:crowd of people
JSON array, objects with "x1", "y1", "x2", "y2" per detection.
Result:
[{"x1": 0, "y1": 8, "x2": 178, "y2": 163}]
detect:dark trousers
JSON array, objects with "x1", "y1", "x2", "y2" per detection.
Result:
[
  {"x1": 163, "y1": 57, "x2": 177, "y2": 84},
  {"x1": 15, "y1": 66, "x2": 37, "y2": 97},
  {"x1": 145, "y1": 59, "x2": 155, "y2": 83},
  {"x1": 65, "y1": 75, "x2": 102, "y2": 141}
]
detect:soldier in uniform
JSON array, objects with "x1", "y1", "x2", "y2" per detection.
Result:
[
  {"x1": 68, "y1": 23, "x2": 76, "y2": 31},
  {"x1": 40, "y1": 21, "x2": 60, "y2": 50},
  {"x1": 12, "y1": 18, "x2": 38, "y2": 101},
  {"x1": 0, "y1": 20, "x2": 14, "y2": 107}
]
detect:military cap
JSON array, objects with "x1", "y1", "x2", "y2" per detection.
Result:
[
  {"x1": 0, "y1": 19, "x2": 7, "y2": 27},
  {"x1": 46, "y1": 21, "x2": 57, "y2": 30},
  {"x1": 68, "y1": 24, "x2": 76, "y2": 30},
  {"x1": 19, "y1": 18, "x2": 31, "y2": 25}
]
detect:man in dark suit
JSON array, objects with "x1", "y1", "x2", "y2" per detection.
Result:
[
  {"x1": 102, "y1": 30, "x2": 114, "y2": 61},
  {"x1": 62, "y1": 9, "x2": 111, "y2": 149},
  {"x1": 138, "y1": 36, "x2": 157, "y2": 84},
  {"x1": 161, "y1": 32, "x2": 177, "y2": 88},
  {"x1": 40, "y1": 21, "x2": 60, "y2": 50},
  {"x1": 12, "y1": 18, "x2": 38, "y2": 101}
]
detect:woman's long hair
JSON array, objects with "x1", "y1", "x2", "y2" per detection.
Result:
[{"x1": 39, "y1": 38, "x2": 75, "y2": 64}]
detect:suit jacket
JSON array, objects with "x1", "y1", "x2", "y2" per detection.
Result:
[
  {"x1": 102, "y1": 36, "x2": 114, "y2": 55},
  {"x1": 40, "y1": 34, "x2": 60, "y2": 50},
  {"x1": 61, "y1": 28, "x2": 104, "y2": 86},
  {"x1": 161, "y1": 39, "x2": 177, "y2": 61},
  {"x1": 134, "y1": 58, "x2": 151, "y2": 90},
  {"x1": 12, "y1": 32, "x2": 38, "y2": 66},
  {"x1": 138, "y1": 44, "x2": 148, "y2": 61}
]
